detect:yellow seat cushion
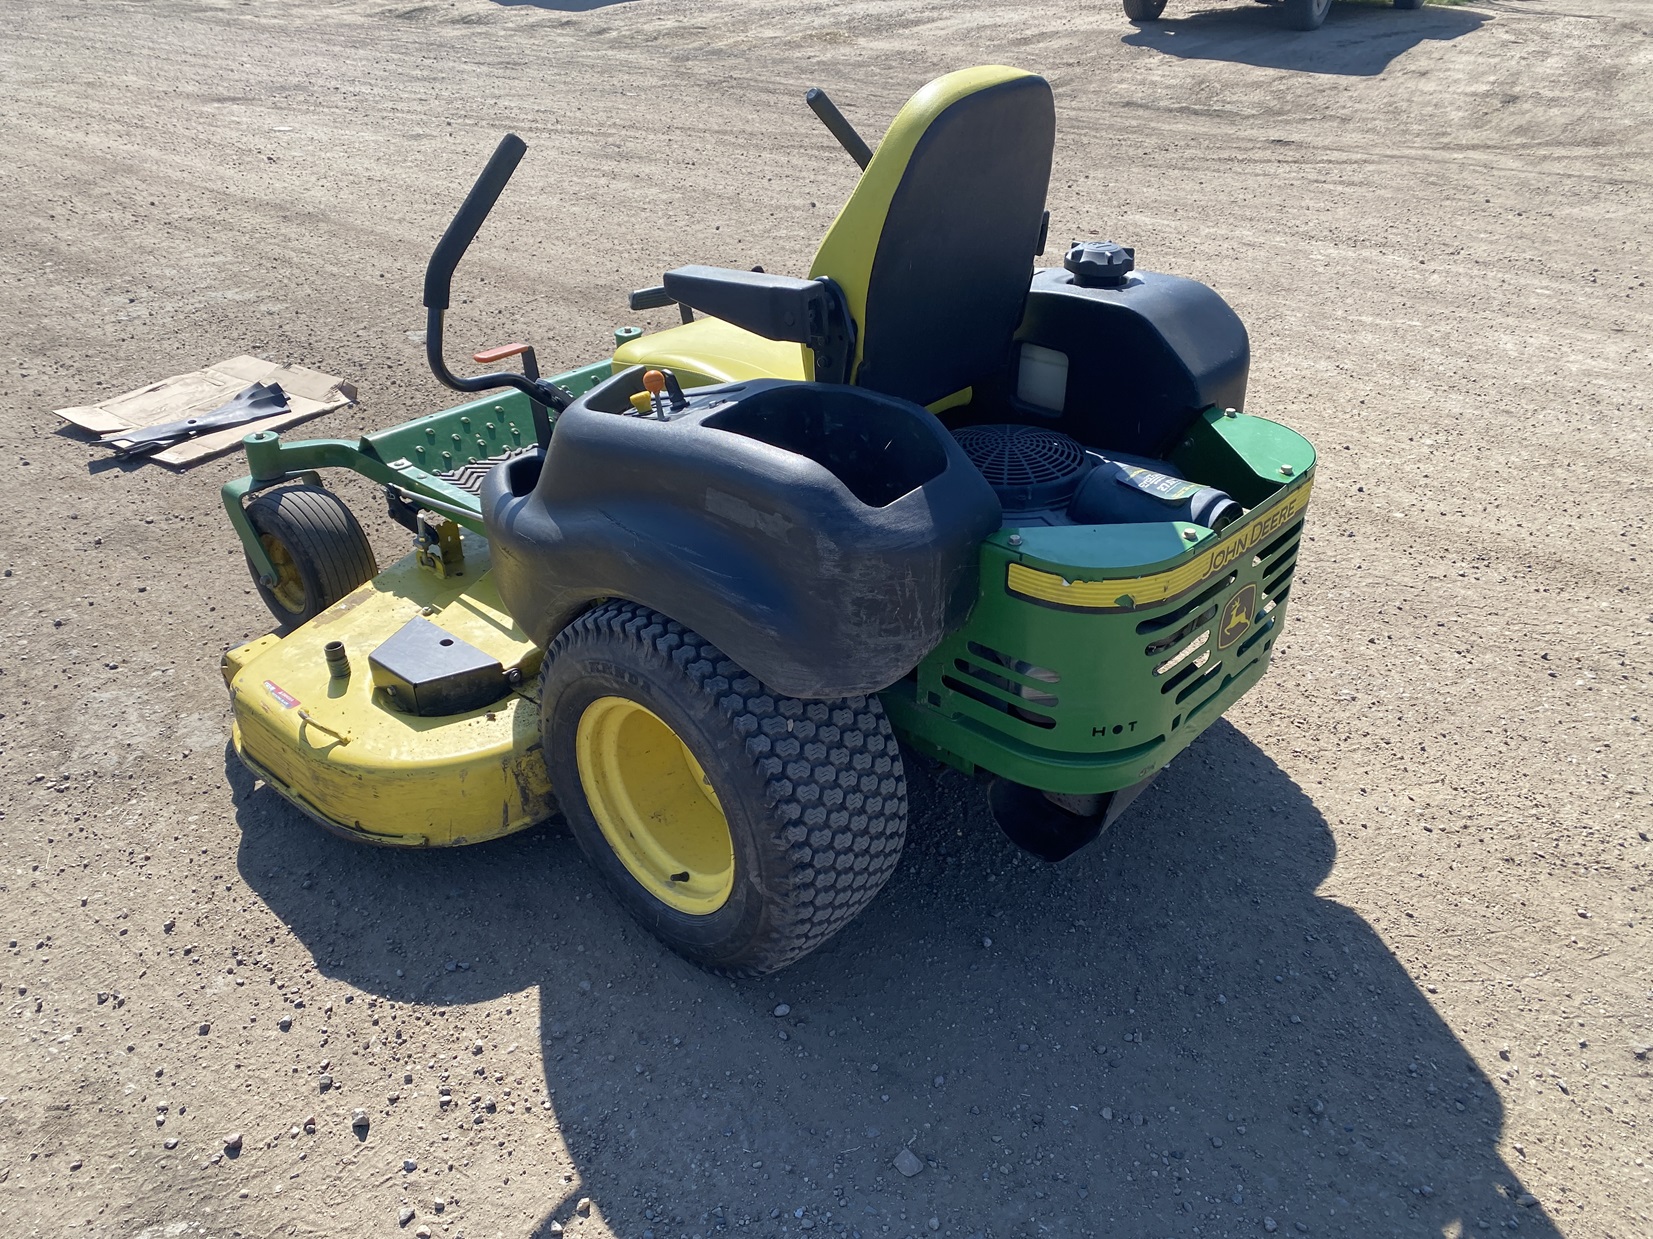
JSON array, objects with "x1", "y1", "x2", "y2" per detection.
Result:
[{"x1": 612, "y1": 315, "x2": 808, "y2": 388}]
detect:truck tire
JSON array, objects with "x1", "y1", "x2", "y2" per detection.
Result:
[
  {"x1": 540, "y1": 600, "x2": 907, "y2": 977},
  {"x1": 1123, "y1": 0, "x2": 1169, "y2": 19},
  {"x1": 1285, "y1": 0, "x2": 1331, "y2": 27},
  {"x1": 244, "y1": 485, "x2": 377, "y2": 625}
]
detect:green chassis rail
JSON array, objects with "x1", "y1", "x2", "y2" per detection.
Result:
[
  {"x1": 224, "y1": 360, "x2": 613, "y2": 585},
  {"x1": 225, "y1": 366, "x2": 1315, "y2": 799}
]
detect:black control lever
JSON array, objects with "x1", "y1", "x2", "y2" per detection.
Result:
[
  {"x1": 422, "y1": 134, "x2": 572, "y2": 440},
  {"x1": 629, "y1": 285, "x2": 675, "y2": 311},
  {"x1": 805, "y1": 88, "x2": 872, "y2": 170},
  {"x1": 424, "y1": 134, "x2": 524, "y2": 315}
]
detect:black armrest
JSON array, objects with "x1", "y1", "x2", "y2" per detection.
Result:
[
  {"x1": 662, "y1": 267, "x2": 820, "y2": 341},
  {"x1": 662, "y1": 265, "x2": 855, "y2": 384}
]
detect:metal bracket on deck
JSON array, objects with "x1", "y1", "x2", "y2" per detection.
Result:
[{"x1": 415, "y1": 513, "x2": 465, "y2": 578}]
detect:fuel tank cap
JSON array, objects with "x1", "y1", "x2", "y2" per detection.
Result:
[{"x1": 1064, "y1": 240, "x2": 1136, "y2": 288}]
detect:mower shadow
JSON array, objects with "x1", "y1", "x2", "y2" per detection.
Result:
[
  {"x1": 230, "y1": 719, "x2": 1557, "y2": 1238},
  {"x1": 1123, "y1": 3, "x2": 1488, "y2": 77}
]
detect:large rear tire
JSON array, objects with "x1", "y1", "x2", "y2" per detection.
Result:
[
  {"x1": 1285, "y1": 0, "x2": 1331, "y2": 28},
  {"x1": 243, "y1": 485, "x2": 377, "y2": 625},
  {"x1": 540, "y1": 601, "x2": 907, "y2": 977}
]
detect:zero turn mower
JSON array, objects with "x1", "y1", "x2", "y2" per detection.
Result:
[
  {"x1": 1123, "y1": 0, "x2": 1424, "y2": 32},
  {"x1": 221, "y1": 67, "x2": 1316, "y2": 976}
]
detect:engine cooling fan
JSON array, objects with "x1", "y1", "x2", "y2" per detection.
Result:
[{"x1": 951, "y1": 423, "x2": 1091, "y2": 513}]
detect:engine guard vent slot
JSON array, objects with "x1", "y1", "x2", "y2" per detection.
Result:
[
  {"x1": 1173, "y1": 659, "x2": 1225, "y2": 705},
  {"x1": 1236, "y1": 616, "x2": 1277, "y2": 658},
  {"x1": 1185, "y1": 676, "x2": 1233, "y2": 725},
  {"x1": 965, "y1": 641, "x2": 1060, "y2": 684},
  {"x1": 1263, "y1": 550, "x2": 1298, "y2": 584},
  {"x1": 1263, "y1": 555, "x2": 1298, "y2": 600},
  {"x1": 1259, "y1": 521, "x2": 1301, "y2": 589},
  {"x1": 1135, "y1": 573, "x2": 1237, "y2": 635},
  {"x1": 952, "y1": 424, "x2": 1090, "y2": 511},
  {"x1": 1153, "y1": 629, "x2": 1210, "y2": 677},
  {"x1": 941, "y1": 673, "x2": 1058, "y2": 730},
  {"x1": 1251, "y1": 520, "x2": 1304, "y2": 569},
  {"x1": 1143, "y1": 605, "x2": 1218, "y2": 657},
  {"x1": 952, "y1": 658, "x2": 1060, "y2": 709},
  {"x1": 1159, "y1": 650, "x2": 1212, "y2": 695}
]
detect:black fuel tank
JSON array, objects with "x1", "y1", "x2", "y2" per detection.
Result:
[{"x1": 1002, "y1": 263, "x2": 1250, "y2": 458}]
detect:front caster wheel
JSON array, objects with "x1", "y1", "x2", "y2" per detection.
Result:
[
  {"x1": 540, "y1": 601, "x2": 907, "y2": 977},
  {"x1": 244, "y1": 484, "x2": 378, "y2": 625}
]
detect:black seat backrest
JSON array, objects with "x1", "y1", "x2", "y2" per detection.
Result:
[{"x1": 808, "y1": 67, "x2": 1056, "y2": 408}]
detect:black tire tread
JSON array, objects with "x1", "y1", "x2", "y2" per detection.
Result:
[
  {"x1": 245, "y1": 485, "x2": 378, "y2": 623},
  {"x1": 546, "y1": 600, "x2": 907, "y2": 976}
]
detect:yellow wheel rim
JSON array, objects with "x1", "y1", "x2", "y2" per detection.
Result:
[
  {"x1": 575, "y1": 696, "x2": 734, "y2": 915},
  {"x1": 259, "y1": 533, "x2": 307, "y2": 613}
]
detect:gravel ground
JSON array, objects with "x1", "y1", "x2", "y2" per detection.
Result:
[{"x1": 1, "y1": 1, "x2": 1649, "y2": 1237}]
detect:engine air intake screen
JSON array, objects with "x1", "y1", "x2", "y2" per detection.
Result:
[{"x1": 952, "y1": 423, "x2": 1090, "y2": 512}]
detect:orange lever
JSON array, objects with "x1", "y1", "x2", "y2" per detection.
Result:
[
  {"x1": 642, "y1": 369, "x2": 667, "y2": 396},
  {"x1": 472, "y1": 342, "x2": 530, "y2": 365}
]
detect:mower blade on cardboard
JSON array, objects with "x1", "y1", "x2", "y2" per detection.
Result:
[{"x1": 106, "y1": 381, "x2": 292, "y2": 457}]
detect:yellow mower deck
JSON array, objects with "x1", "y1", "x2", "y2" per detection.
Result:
[{"x1": 223, "y1": 537, "x2": 553, "y2": 847}]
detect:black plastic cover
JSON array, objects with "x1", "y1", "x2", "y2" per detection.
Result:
[
  {"x1": 368, "y1": 617, "x2": 509, "y2": 716},
  {"x1": 992, "y1": 267, "x2": 1250, "y2": 459},
  {"x1": 482, "y1": 372, "x2": 1002, "y2": 698}
]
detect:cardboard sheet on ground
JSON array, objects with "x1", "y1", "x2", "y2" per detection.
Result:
[{"x1": 57, "y1": 356, "x2": 356, "y2": 466}]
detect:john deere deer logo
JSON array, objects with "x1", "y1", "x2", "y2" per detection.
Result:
[{"x1": 1217, "y1": 583, "x2": 1259, "y2": 650}]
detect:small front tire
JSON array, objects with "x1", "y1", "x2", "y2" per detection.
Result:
[
  {"x1": 1123, "y1": 0, "x2": 1169, "y2": 19},
  {"x1": 540, "y1": 601, "x2": 907, "y2": 977},
  {"x1": 244, "y1": 485, "x2": 378, "y2": 625}
]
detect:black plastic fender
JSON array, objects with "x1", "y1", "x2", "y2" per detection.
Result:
[{"x1": 481, "y1": 374, "x2": 1002, "y2": 699}]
